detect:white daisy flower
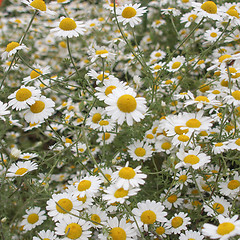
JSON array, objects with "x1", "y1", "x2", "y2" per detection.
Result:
[
  {"x1": 6, "y1": 160, "x2": 38, "y2": 177},
  {"x1": 132, "y1": 200, "x2": 167, "y2": 231},
  {"x1": 55, "y1": 216, "x2": 91, "y2": 240},
  {"x1": 0, "y1": 101, "x2": 10, "y2": 121},
  {"x1": 167, "y1": 56, "x2": 185, "y2": 72},
  {"x1": 51, "y1": 16, "x2": 86, "y2": 38},
  {"x1": 167, "y1": 212, "x2": 191, "y2": 234},
  {"x1": 46, "y1": 192, "x2": 83, "y2": 222},
  {"x1": 21, "y1": 207, "x2": 47, "y2": 231},
  {"x1": 127, "y1": 140, "x2": 152, "y2": 161},
  {"x1": 22, "y1": 0, "x2": 55, "y2": 15},
  {"x1": 1, "y1": 41, "x2": 27, "y2": 59},
  {"x1": 176, "y1": 146, "x2": 211, "y2": 169},
  {"x1": 202, "y1": 215, "x2": 240, "y2": 240},
  {"x1": 105, "y1": 87, "x2": 148, "y2": 126},
  {"x1": 19, "y1": 152, "x2": 38, "y2": 160},
  {"x1": 24, "y1": 96, "x2": 55, "y2": 124},
  {"x1": 98, "y1": 216, "x2": 136, "y2": 239},
  {"x1": 212, "y1": 141, "x2": 229, "y2": 154},
  {"x1": 155, "y1": 137, "x2": 174, "y2": 154},
  {"x1": 224, "y1": 90, "x2": 240, "y2": 106},
  {"x1": 88, "y1": 44, "x2": 115, "y2": 62},
  {"x1": 112, "y1": 162, "x2": 147, "y2": 190},
  {"x1": 87, "y1": 205, "x2": 107, "y2": 228},
  {"x1": 96, "y1": 132, "x2": 116, "y2": 145},
  {"x1": 161, "y1": 188, "x2": 184, "y2": 210},
  {"x1": 175, "y1": 169, "x2": 193, "y2": 189},
  {"x1": 71, "y1": 142, "x2": 87, "y2": 154},
  {"x1": 228, "y1": 137, "x2": 240, "y2": 150},
  {"x1": 115, "y1": 3, "x2": 147, "y2": 28},
  {"x1": 204, "y1": 28, "x2": 222, "y2": 43},
  {"x1": 179, "y1": 230, "x2": 204, "y2": 240},
  {"x1": 180, "y1": 10, "x2": 201, "y2": 28},
  {"x1": 8, "y1": 86, "x2": 41, "y2": 110},
  {"x1": 33, "y1": 230, "x2": 59, "y2": 240},
  {"x1": 85, "y1": 107, "x2": 105, "y2": 129},
  {"x1": 23, "y1": 65, "x2": 51, "y2": 84},
  {"x1": 103, "y1": 184, "x2": 140, "y2": 204},
  {"x1": 203, "y1": 196, "x2": 231, "y2": 217}
]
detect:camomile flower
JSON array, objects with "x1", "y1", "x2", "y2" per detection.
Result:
[
  {"x1": 87, "y1": 205, "x2": 107, "y2": 228},
  {"x1": 103, "y1": 184, "x2": 140, "y2": 204},
  {"x1": 212, "y1": 141, "x2": 229, "y2": 154},
  {"x1": 22, "y1": 0, "x2": 55, "y2": 15},
  {"x1": 74, "y1": 176, "x2": 102, "y2": 198},
  {"x1": 204, "y1": 28, "x2": 222, "y2": 43},
  {"x1": 19, "y1": 152, "x2": 38, "y2": 160},
  {"x1": 0, "y1": 101, "x2": 10, "y2": 121},
  {"x1": 175, "y1": 169, "x2": 193, "y2": 189},
  {"x1": 6, "y1": 160, "x2": 38, "y2": 177},
  {"x1": 21, "y1": 207, "x2": 47, "y2": 231},
  {"x1": 33, "y1": 230, "x2": 59, "y2": 240},
  {"x1": 167, "y1": 56, "x2": 185, "y2": 72},
  {"x1": 179, "y1": 230, "x2": 204, "y2": 240},
  {"x1": 180, "y1": 10, "x2": 201, "y2": 28},
  {"x1": 46, "y1": 192, "x2": 83, "y2": 222},
  {"x1": 96, "y1": 132, "x2": 116, "y2": 145},
  {"x1": 161, "y1": 187, "x2": 184, "y2": 210},
  {"x1": 167, "y1": 212, "x2": 191, "y2": 234},
  {"x1": 88, "y1": 44, "x2": 115, "y2": 62},
  {"x1": 86, "y1": 107, "x2": 106, "y2": 129},
  {"x1": 150, "y1": 49, "x2": 166, "y2": 61},
  {"x1": 1, "y1": 41, "x2": 27, "y2": 59},
  {"x1": 192, "y1": 1, "x2": 222, "y2": 21},
  {"x1": 55, "y1": 216, "x2": 91, "y2": 240},
  {"x1": 127, "y1": 140, "x2": 152, "y2": 161},
  {"x1": 105, "y1": 87, "x2": 148, "y2": 126},
  {"x1": 202, "y1": 215, "x2": 240, "y2": 240},
  {"x1": 87, "y1": 69, "x2": 110, "y2": 84},
  {"x1": 155, "y1": 137, "x2": 174, "y2": 154},
  {"x1": 132, "y1": 200, "x2": 167, "y2": 231},
  {"x1": 95, "y1": 78, "x2": 128, "y2": 101},
  {"x1": 228, "y1": 137, "x2": 240, "y2": 151},
  {"x1": 112, "y1": 162, "x2": 147, "y2": 190},
  {"x1": 176, "y1": 146, "x2": 211, "y2": 170},
  {"x1": 224, "y1": 90, "x2": 240, "y2": 106},
  {"x1": 115, "y1": 3, "x2": 147, "y2": 28},
  {"x1": 203, "y1": 196, "x2": 231, "y2": 217},
  {"x1": 51, "y1": 16, "x2": 86, "y2": 38},
  {"x1": 8, "y1": 86, "x2": 41, "y2": 110},
  {"x1": 98, "y1": 216, "x2": 136, "y2": 240},
  {"x1": 23, "y1": 65, "x2": 51, "y2": 84},
  {"x1": 71, "y1": 142, "x2": 87, "y2": 154},
  {"x1": 24, "y1": 96, "x2": 55, "y2": 124},
  {"x1": 153, "y1": 222, "x2": 172, "y2": 238}
]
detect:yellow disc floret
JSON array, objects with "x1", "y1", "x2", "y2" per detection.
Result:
[
  {"x1": 134, "y1": 147, "x2": 146, "y2": 157},
  {"x1": 110, "y1": 227, "x2": 127, "y2": 240},
  {"x1": 27, "y1": 213, "x2": 39, "y2": 224},
  {"x1": 201, "y1": 1, "x2": 217, "y2": 14},
  {"x1": 30, "y1": 0, "x2": 47, "y2": 11},
  {"x1": 59, "y1": 18, "x2": 77, "y2": 31},
  {"x1": 15, "y1": 167, "x2": 28, "y2": 175},
  {"x1": 117, "y1": 94, "x2": 137, "y2": 113},
  {"x1": 65, "y1": 223, "x2": 82, "y2": 239},
  {"x1": 217, "y1": 222, "x2": 235, "y2": 236},
  {"x1": 122, "y1": 7, "x2": 137, "y2": 18},
  {"x1": 78, "y1": 180, "x2": 91, "y2": 191},
  {"x1": 118, "y1": 167, "x2": 136, "y2": 179},
  {"x1": 140, "y1": 210, "x2": 157, "y2": 224},
  {"x1": 184, "y1": 155, "x2": 200, "y2": 165},
  {"x1": 56, "y1": 198, "x2": 73, "y2": 214},
  {"x1": 6, "y1": 42, "x2": 20, "y2": 52},
  {"x1": 30, "y1": 101, "x2": 45, "y2": 113},
  {"x1": 16, "y1": 88, "x2": 32, "y2": 102}
]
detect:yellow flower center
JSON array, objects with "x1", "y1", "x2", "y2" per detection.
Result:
[
  {"x1": 77, "y1": 180, "x2": 91, "y2": 191},
  {"x1": 172, "y1": 62, "x2": 181, "y2": 69},
  {"x1": 201, "y1": 1, "x2": 217, "y2": 14},
  {"x1": 59, "y1": 41, "x2": 67, "y2": 48},
  {"x1": 15, "y1": 88, "x2": 32, "y2": 102},
  {"x1": 226, "y1": 8, "x2": 239, "y2": 18},
  {"x1": 219, "y1": 54, "x2": 231, "y2": 63},
  {"x1": 195, "y1": 96, "x2": 209, "y2": 102},
  {"x1": 182, "y1": 0, "x2": 189, "y2": 3},
  {"x1": 167, "y1": 194, "x2": 177, "y2": 203},
  {"x1": 99, "y1": 120, "x2": 109, "y2": 126},
  {"x1": 215, "y1": 142, "x2": 223, "y2": 147},
  {"x1": 217, "y1": 222, "x2": 235, "y2": 236},
  {"x1": 105, "y1": 86, "x2": 116, "y2": 96},
  {"x1": 235, "y1": 138, "x2": 240, "y2": 146},
  {"x1": 102, "y1": 133, "x2": 111, "y2": 140},
  {"x1": 15, "y1": 167, "x2": 28, "y2": 175},
  {"x1": 114, "y1": 188, "x2": 129, "y2": 198},
  {"x1": 198, "y1": 60, "x2": 205, "y2": 65},
  {"x1": 6, "y1": 42, "x2": 20, "y2": 52},
  {"x1": 97, "y1": 73, "x2": 108, "y2": 81},
  {"x1": 30, "y1": 0, "x2": 47, "y2": 11},
  {"x1": 184, "y1": 155, "x2": 200, "y2": 165},
  {"x1": 117, "y1": 94, "x2": 137, "y2": 113},
  {"x1": 146, "y1": 134, "x2": 154, "y2": 139},
  {"x1": 212, "y1": 90, "x2": 220, "y2": 94},
  {"x1": 30, "y1": 69, "x2": 43, "y2": 79},
  {"x1": 56, "y1": 198, "x2": 73, "y2": 214},
  {"x1": 178, "y1": 134, "x2": 189, "y2": 142},
  {"x1": 105, "y1": 174, "x2": 112, "y2": 181},
  {"x1": 27, "y1": 213, "x2": 39, "y2": 224},
  {"x1": 118, "y1": 167, "x2": 136, "y2": 179},
  {"x1": 92, "y1": 113, "x2": 101, "y2": 123},
  {"x1": 175, "y1": 126, "x2": 189, "y2": 135},
  {"x1": 155, "y1": 52, "x2": 162, "y2": 57},
  {"x1": 91, "y1": 214, "x2": 101, "y2": 225},
  {"x1": 232, "y1": 90, "x2": 240, "y2": 100},
  {"x1": 77, "y1": 195, "x2": 86, "y2": 203},
  {"x1": 227, "y1": 180, "x2": 240, "y2": 190},
  {"x1": 171, "y1": 216, "x2": 183, "y2": 228},
  {"x1": 156, "y1": 226, "x2": 165, "y2": 235},
  {"x1": 188, "y1": 14, "x2": 197, "y2": 22},
  {"x1": 186, "y1": 119, "x2": 201, "y2": 128},
  {"x1": 213, "y1": 203, "x2": 224, "y2": 214},
  {"x1": 65, "y1": 223, "x2": 82, "y2": 239},
  {"x1": 110, "y1": 227, "x2": 126, "y2": 240},
  {"x1": 30, "y1": 100, "x2": 45, "y2": 113},
  {"x1": 122, "y1": 7, "x2": 137, "y2": 18},
  {"x1": 161, "y1": 142, "x2": 171, "y2": 150},
  {"x1": 59, "y1": 18, "x2": 77, "y2": 31},
  {"x1": 210, "y1": 32, "x2": 218, "y2": 38},
  {"x1": 154, "y1": 65, "x2": 161, "y2": 70},
  {"x1": 134, "y1": 147, "x2": 146, "y2": 157},
  {"x1": 141, "y1": 210, "x2": 157, "y2": 224},
  {"x1": 179, "y1": 174, "x2": 187, "y2": 182},
  {"x1": 95, "y1": 49, "x2": 108, "y2": 55}
]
